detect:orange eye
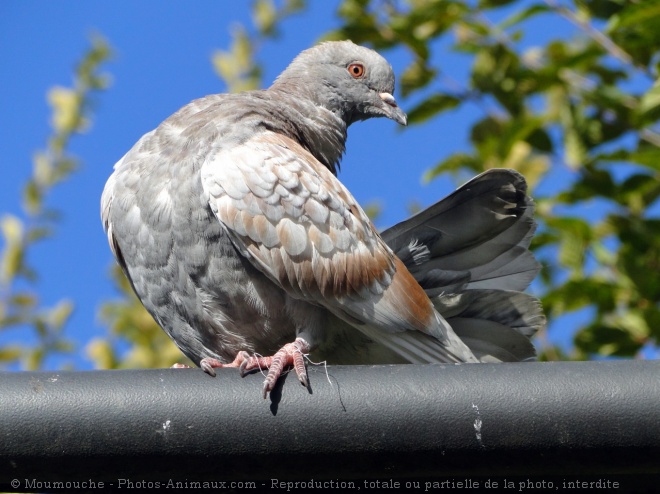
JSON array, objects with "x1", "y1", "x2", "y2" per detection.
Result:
[{"x1": 348, "y1": 63, "x2": 365, "y2": 78}]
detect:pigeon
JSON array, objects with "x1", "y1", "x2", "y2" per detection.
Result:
[{"x1": 101, "y1": 41, "x2": 545, "y2": 398}]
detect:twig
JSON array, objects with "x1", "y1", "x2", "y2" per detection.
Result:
[{"x1": 544, "y1": 0, "x2": 652, "y2": 77}]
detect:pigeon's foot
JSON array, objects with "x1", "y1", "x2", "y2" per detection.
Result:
[
  {"x1": 197, "y1": 351, "x2": 251, "y2": 377},
  {"x1": 240, "y1": 338, "x2": 311, "y2": 399},
  {"x1": 171, "y1": 351, "x2": 252, "y2": 374},
  {"x1": 184, "y1": 338, "x2": 310, "y2": 398}
]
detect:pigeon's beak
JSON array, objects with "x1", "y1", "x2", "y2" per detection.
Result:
[{"x1": 379, "y1": 92, "x2": 407, "y2": 126}]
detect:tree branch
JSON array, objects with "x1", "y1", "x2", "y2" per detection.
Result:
[{"x1": 544, "y1": 0, "x2": 651, "y2": 77}]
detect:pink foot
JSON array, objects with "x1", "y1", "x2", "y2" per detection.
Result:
[
  {"x1": 239, "y1": 338, "x2": 311, "y2": 399},
  {"x1": 172, "y1": 338, "x2": 310, "y2": 399},
  {"x1": 174, "y1": 338, "x2": 311, "y2": 399},
  {"x1": 171, "y1": 351, "x2": 250, "y2": 375},
  {"x1": 199, "y1": 351, "x2": 251, "y2": 377}
]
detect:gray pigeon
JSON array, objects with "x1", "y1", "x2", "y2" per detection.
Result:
[{"x1": 101, "y1": 41, "x2": 545, "y2": 398}]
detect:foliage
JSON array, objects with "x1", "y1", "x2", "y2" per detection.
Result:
[
  {"x1": 0, "y1": 35, "x2": 111, "y2": 369},
  {"x1": 212, "y1": 0, "x2": 307, "y2": 92},
  {"x1": 324, "y1": 0, "x2": 660, "y2": 359}
]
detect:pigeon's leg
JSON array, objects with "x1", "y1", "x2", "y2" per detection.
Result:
[
  {"x1": 171, "y1": 351, "x2": 251, "y2": 374},
  {"x1": 198, "y1": 351, "x2": 251, "y2": 376},
  {"x1": 239, "y1": 338, "x2": 311, "y2": 399}
]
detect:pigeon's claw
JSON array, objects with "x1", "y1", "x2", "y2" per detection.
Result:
[
  {"x1": 198, "y1": 351, "x2": 251, "y2": 377},
  {"x1": 237, "y1": 338, "x2": 311, "y2": 399},
  {"x1": 171, "y1": 363, "x2": 191, "y2": 369}
]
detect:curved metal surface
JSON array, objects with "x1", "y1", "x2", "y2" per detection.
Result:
[{"x1": 0, "y1": 361, "x2": 658, "y2": 490}]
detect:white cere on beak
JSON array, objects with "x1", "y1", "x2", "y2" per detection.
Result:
[{"x1": 379, "y1": 92, "x2": 398, "y2": 107}]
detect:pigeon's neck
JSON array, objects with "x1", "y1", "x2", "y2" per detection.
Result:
[{"x1": 267, "y1": 86, "x2": 347, "y2": 175}]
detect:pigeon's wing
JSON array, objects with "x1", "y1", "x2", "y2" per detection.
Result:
[
  {"x1": 201, "y1": 131, "x2": 428, "y2": 332},
  {"x1": 201, "y1": 131, "x2": 474, "y2": 362}
]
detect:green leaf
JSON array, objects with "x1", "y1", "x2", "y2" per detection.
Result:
[
  {"x1": 609, "y1": 2, "x2": 660, "y2": 29},
  {"x1": 526, "y1": 127, "x2": 553, "y2": 153},
  {"x1": 26, "y1": 226, "x2": 52, "y2": 244},
  {"x1": 400, "y1": 59, "x2": 436, "y2": 97},
  {"x1": 611, "y1": 217, "x2": 660, "y2": 301},
  {"x1": 582, "y1": 0, "x2": 625, "y2": 20},
  {"x1": 212, "y1": 26, "x2": 261, "y2": 93},
  {"x1": 638, "y1": 80, "x2": 660, "y2": 123},
  {"x1": 564, "y1": 123, "x2": 587, "y2": 170},
  {"x1": 47, "y1": 300, "x2": 74, "y2": 330},
  {"x1": 478, "y1": 0, "x2": 516, "y2": 7},
  {"x1": 406, "y1": 93, "x2": 460, "y2": 125},
  {"x1": 575, "y1": 323, "x2": 643, "y2": 357},
  {"x1": 284, "y1": 0, "x2": 306, "y2": 14},
  {"x1": 618, "y1": 173, "x2": 660, "y2": 212},
  {"x1": 424, "y1": 153, "x2": 481, "y2": 182},
  {"x1": 559, "y1": 169, "x2": 617, "y2": 203},
  {"x1": 253, "y1": 0, "x2": 278, "y2": 36},
  {"x1": 500, "y1": 3, "x2": 551, "y2": 30},
  {"x1": 594, "y1": 146, "x2": 660, "y2": 172},
  {"x1": 10, "y1": 293, "x2": 36, "y2": 308},
  {"x1": 47, "y1": 86, "x2": 82, "y2": 134},
  {"x1": 0, "y1": 346, "x2": 22, "y2": 363},
  {"x1": 545, "y1": 217, "x2": 595, "y2": 273},
  {"x1": 542, "y1": 278, "x2": 617, "y2": 315},
  {"x1": 22, "y1": 179, "x2": 42, "y2": 216},
  {"x1": 607, "y1": 2, "x2": 660, "y2": 66},
  {"x1": 0, "y1": 215, "x2": 25, "y2": 285}
]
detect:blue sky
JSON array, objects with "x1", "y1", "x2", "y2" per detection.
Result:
[{"x1": 1, "y1": 1, "x2": 603, "y2": 369}]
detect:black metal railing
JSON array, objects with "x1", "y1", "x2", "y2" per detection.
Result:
[{"x1": 1, "y1": 361, "x2": 658, "y2": 492}]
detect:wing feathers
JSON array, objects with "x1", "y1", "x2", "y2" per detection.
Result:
[
  {"x1": 203, "y1": 131, "x2": 399, "y2": 305},
  {"x1": 277, "y1": 217, "x2": 308, "y2": 256}
]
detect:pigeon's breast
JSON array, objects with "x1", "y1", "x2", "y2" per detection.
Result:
[{"x1": 103, "y1": 112, "x2": 300, "y2": 363}]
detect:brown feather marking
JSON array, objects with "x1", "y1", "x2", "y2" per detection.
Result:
[
  {"x1": 300, "y1": 257, "x2": 315, "y2": 294},
  {"x1": 268, "y1": 246, "x2": 288, "y2": 287},
  {"x1": 333, "y1": 253, "x2": 348, "y2": 294},
  {"x1": 361, "y1": 249, "x2": 375, "y2": 289},
  {"x1": 319, "y1": 258, "x2": 332, "y2": 297},
  {"x1": 343, "y1": 254, "x2": 360, "y2": 296},
  {"x1": 221, "y1": 131, "x2": 402, "y2": 301},
  {"x1": 280, "y1": 247, "x2": 299, "y2": 293},
  {"x1": 385, "y1": 257, "x2": 437, "y2": 333}
]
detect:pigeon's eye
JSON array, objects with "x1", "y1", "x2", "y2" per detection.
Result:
[{"x1": 348, "y1": 63, "x2": 365, "y2": 79}]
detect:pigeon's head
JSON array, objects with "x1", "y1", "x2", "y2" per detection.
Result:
[{"x1": 272, "y1": 40, "x2": 407, "y2": 126}]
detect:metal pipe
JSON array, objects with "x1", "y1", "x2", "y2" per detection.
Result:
[{"x1": 1, "y1": 361, "x2": 658, "y2": 490}]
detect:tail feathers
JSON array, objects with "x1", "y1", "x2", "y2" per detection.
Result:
[
  {"x1": 417, "y1": 245, "x2": 539, "y2": 297},
  {"x1": 433, "y1": 289, "x2": 545, "y2": 338},
  {"x1": 450, "y1": 319, "x2": 537, "y2": 362},
  {"x1": 417, "y1": 206, "x2": 536, "y2": 273},
  {"x1": 461, "y1": 246, "x2": 539, "y2": 291},
  {"x1": 357, "y1": 323, "x2": 480, "y2": 364},
  {"x1": 382, "y1": 168, "x2": 531, "y2": 259},
  {"x1": 383, "y1": 169, "x2": 540, "y2": 297},
  {"x1": 433, "y1": 289, "x2": 545, "y2": 362}
]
